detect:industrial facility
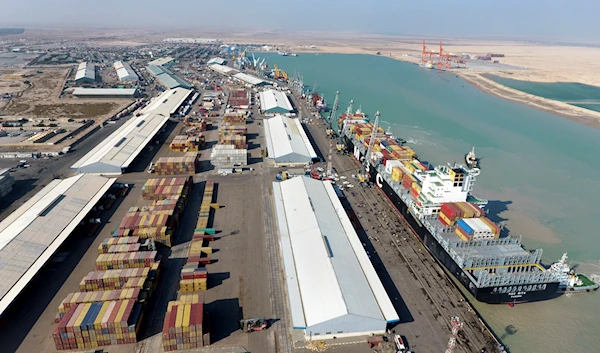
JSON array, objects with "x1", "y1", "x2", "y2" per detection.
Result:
[
  {"x1": 232, "y1": 72, "x2": 268, "y2": 86},
  {"x1": 74, "y1": 62, "x2": 96, "y2": 84},
  {"x1": 72, "y1": 88, "x2": 138, "y2": 98},
  {"x1": 71, "y1": 88, "x2": 192, "y2": 174},
  {"x1": 263, "y1": 115, "x2": 317, "y2": 166},
  {"x1": 258, "y1": 89, "x2": 293, "y2": 114},
  {"x1": 209, "y1": 64, "x2": 235, "y2": 75},
  {"x1": 146, "y1": 64, "x2": 192, "y2": 90},
  {"x1": 113, "y1": 61, "x2": 139, "y2": 82},
  {"x1": 148, "y1": 57, "x2": 174, "y2": 67},
  {"x1": 0, "y1": 174, "x2": 117, "y2": 316},
  {"x1": 207, "y1": 57, "x2": 226, "y2": 65},
  {"x1": 0, "y1": 168, "x2": 14, "y2": 198},
  {"x1": 273, "y1": 176, "x2": 399, "y2": 339}
]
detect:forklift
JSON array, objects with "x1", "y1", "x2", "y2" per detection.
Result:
[{"x1": 239, "y1": 318, "x2": 268, "y2": 333}]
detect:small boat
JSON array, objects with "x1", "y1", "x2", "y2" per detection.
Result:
[{"x1": 465, "y1": 147, "x2": 480, "y2": 168}]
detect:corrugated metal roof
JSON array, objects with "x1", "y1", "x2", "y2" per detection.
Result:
[
  {"x1": 113, "y1": 61, "x2": 138, "y2": 82},
  {"x1": 75, "y1": 62, "x2": 95, "y2": 82},
  {"x1": 258, "y1": 89, "x2": 293, "y2": 112},
  {"x1": 207, "y1": 57, "x2": 226, "y2": 65},
  {"x1": 209, "y1": 64, "x2": 235, "y2": 75},
  {"x1": 273, "y1": 177, "x2": 399, "y2": 328},
  {"x1": 0, "y1": 174, "x2": 116, "y2": 316},
  {"x1": 263, "y1": 115, "x2": 316, "y2": 161},
  {"x1": 71, "y1": 88, "x2": 192, "y2": 174},
  {"x1": 147, "y1": 65, "x2": 191, "y2": 89},
  {"x1": 233, "y1": 72, "x2": 265, "y2": 86},
  {"x1": 148, "y1": 57, "x2": 174, "y2": 66},
  {"x1": 72, "y1": 88, "x2": 137, "y2": 96}
]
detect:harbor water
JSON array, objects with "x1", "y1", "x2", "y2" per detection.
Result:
[
  {"x1": 484, "y1": 75, "x2": 600, "y2": 113},
  {"x1": 259, "y1": 52, "x2": 600, "y2": 353}
]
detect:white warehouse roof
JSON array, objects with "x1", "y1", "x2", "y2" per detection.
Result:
[
  {"x1": 71, "y1": 88, "x2": 192, "y2": 174},
  {"x1": 209, "y1": 64, "x2": 235, "y2": 75},
  {"x1": 273, "y1": 177, "x2": 399, "y2": 337},
  {"x1": 113, "y1": 61, "x2": 139, "y2": 82},
  {"x1": 0, "y1": 174, "x2": 116, "y2": 316},
  {"x1": 233, "y1": 72, "x2": 266, "y2": 86},
  {"x1": 72, "y1": 88, "x2": 137, "y2": 97},
  {"x1": 148, "y1": 57, "x2": 174, "y2": 66},
  {"x1": 258, "y1": 89, "x2": 293, "y2": 113},
  {"x1": 263, "y1": 115, "x2": 317, "y2": 164},
  {"x1": 207, "y1": 57, "x2": 226, "y2": 65},
  {"x1": 75, "y1": 62, "x2": 95, "y2": 82}
]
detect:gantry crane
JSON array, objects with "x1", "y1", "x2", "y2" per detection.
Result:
[
  {"x1": 422, "y1": 40, "x2": 436, "y2": 66},
  {"x1": 358, "y1": 111, "x2": 380, "y2": 185}
]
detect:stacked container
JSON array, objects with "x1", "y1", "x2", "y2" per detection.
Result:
[
  {"x1": 455, "y1": 217, "x2": 500, "y2": 241},
  {"x1": 58, "y1": 289, "x2": 141, "y2": 319},
  {"x1": 153, "y1": 153, "x2": 198, "y2": 175},
  {"x1": 218, "y1": 134, "x2": 247, "y2": 149},
  {"x1": 142, "y1": 177, "x2": 192, "y2": 201},
  {"x1": 162, "y1": 294, "x2": 206, "y2": 351},
  {"x1": 95, "y1": 251, "x2": 158, "y2": 270},
  {"x1": 169, "y1": 135, "x2": 201, "y2": 152},
  {"x1": 410, "y1": 182, "x2": 421, "y2": 199},
  {"x1": 218, "y1": 125, "x2": 247, "y2": 136},
  {"x1": 98, "y1": 237, "x2": 140, "y2": 254},
  {"x1": 402, "y1": 173, "x2": 417, "y2": 190},
  {"x1": 52, "y1": 300, "x2": 142, "y2": 350},
  {"x1": 439, "y1": 202, "x2": 485, "y2": 226},
  {"x1": 79, "y1": 268, "x2": 149, "y2": 292},
  {"x1": 222, "y1": 113, "x2": 246, "y2": 125}
]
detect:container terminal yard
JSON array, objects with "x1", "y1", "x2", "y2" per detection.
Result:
[{"x1": 0, "y1": 42, "x2": 503, "y2": 353}]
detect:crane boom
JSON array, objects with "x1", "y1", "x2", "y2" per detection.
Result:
[
  {"x1": 346, "y1": 99, "x2": 354, "y2": 116},
  {"x1": 328, "y1": 91, "x2": 340, "y2": 130},
  {"x1": 361, "y1": 111, "x2": 380, "y2": 174}
]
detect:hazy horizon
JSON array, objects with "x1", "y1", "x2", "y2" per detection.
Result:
[{"x1": 1, "y1": 0, "x2": 599, "y2": 42}]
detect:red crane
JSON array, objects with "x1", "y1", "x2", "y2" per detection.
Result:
[{"x1": 421, "y1": 40, "x2": 436, "y2": 65}]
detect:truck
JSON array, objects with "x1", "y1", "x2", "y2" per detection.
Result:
[{"x1": 394, "y1": 334, "x2": 406, "y2": 352}]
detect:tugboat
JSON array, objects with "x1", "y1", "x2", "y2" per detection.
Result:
[{"x1": 465, "y1": 147, "x2": 480, "y2": 168}]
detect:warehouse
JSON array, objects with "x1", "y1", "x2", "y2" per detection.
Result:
[
  {"x1": 71, "y1": 88, "x2": 192, "y2": 175},
  {"x1": 148, "y1": 56, "x2": 174, "y2": 67},
  {"x1": 209, "y1": 64, "x2": 235, "y2": 75},
  {"x1": 146, "y1": 64, "x2": 192, "y2": 89},
  {"x1": 74, "y1": 62, "x2": 96, "y2": 84},
  {"x1": 113, "y1": 61, "x2": 139, "y2": 82},
  {"x1": 0, "y1": 174, "x2": 116, "y2": 317},
  {"x1": 233, "y1": 72, "x2": 268, "y2": 86},
  {"x1": 72, "y1": 88, "x2": 138, "y2": 98},
  {"x1": 273, "y1": 176, "x2": 399, "y2": 339},
  {"x1": 207, "y1": 57, "x2": 226, "y2": 65},
  {"x1": 258, "y1": 89, "x2": 293, "y2": 114},
  {"x1": 263, "y1": 115, "x2": 317, "y2": 166}
]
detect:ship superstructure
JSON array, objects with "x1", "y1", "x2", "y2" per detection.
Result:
[{"x1": 337, "y1": 116, "x2": 592, "y2": 303}]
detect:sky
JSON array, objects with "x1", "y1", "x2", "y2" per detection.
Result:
[{"x1": 1, "y1": 0, "x2": 599, "y2": 42}]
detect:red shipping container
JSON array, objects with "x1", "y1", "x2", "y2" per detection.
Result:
[{"x1": 441, "y1": 203, "x2": 463, "y2": 221}]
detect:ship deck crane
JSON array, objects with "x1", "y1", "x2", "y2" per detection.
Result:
[
  {"x1": 326, "y1": 91, "x2": 340, "y2": 138},
  {"x1": 358, "y1": 111, "x2": 380, "y2": 185},
  {"x1": 444, "y1": 316, "x2": 463, "y2": 353},
  {"x1": 336, "y1": 99, "x2": 354, "y2": 154}
]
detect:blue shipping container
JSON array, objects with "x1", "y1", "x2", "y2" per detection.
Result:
[{"x1": 457, "y1": 218, "x2": 474, "y2": 235}]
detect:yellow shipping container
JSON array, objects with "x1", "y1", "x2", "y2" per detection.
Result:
[
  {"x1": 392, "y1": 167, "x2": 403, "y2": 182},
  {"x1": 411, "y1": 182, "x2": 422, "y2": 193},
  {"x1": 455, "y1": 227, "x2": 470, "y2": 241},
  {"x1": 403, "y1": 161, "x2": 416, "y2": 174},
  {"x1": 439, "y1": 212, "x2": 455, "y2": 226}
]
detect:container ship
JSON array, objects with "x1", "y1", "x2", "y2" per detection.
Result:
[
  {"x1": 336, "y1": 114, "x2": 597, "y2": 304},
  {"x1": 311, "y1": 94, "x2": 328, "y2": 112}
]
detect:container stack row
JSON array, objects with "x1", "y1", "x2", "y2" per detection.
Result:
[
  {"x1": 455, "y1": 217, "x2": 501, "y2": 241},
  {"x1": 95, "y1": 251, "x2": 159, "y2": 270},
  {"x1": 183, "y1": 116, "x2": 207, "y2": 131},
  {"x1": 218, "y1": 134, "x2": 247, "y2": 149},
  {"x1": 218, "y1": 125, "x2": 247, "y2": 136},
  {"x1": 210, "y1": 144, "x2": 248, "y2": 167},
  {"x1": 153, "y1": 153, "x2": 199, "y2": 175},
  {"x1": 52, "y1": 299, "x2": 143, "y2": 350},
  {"x1": 142, "y1": 177, "x2": 192, "y2": 201},
  {"x1": 58, "y1": 288, "x2": 142, "y2": 318},
  {"x1": 162, "y1": 294, "x2": 208, "y2": 351},
  {"x1": 170, "y1": 135, "x2": 203, "y2": 152},
  {"x1": 439, "y1": 202, "x2": 486, "y2": 226}
]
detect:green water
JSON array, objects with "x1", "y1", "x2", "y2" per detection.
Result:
[
  {"x1": 485, "y1": 75, "x2": 600, "y2": 113},
  {"x1": 259, "y1": 52, "x2": 600, "y2": 353}
]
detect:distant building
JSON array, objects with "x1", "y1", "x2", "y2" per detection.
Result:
[
  {"x1": 146, "y1": 65, "x2": 191, "y2": 90},
  {"x1": 233, "y1": 72, "x2": 268, "y2": 86},
  {"x1": 258, "y1": 89, "x2": 293, "y2": 114},
  {"x1": 113, "y1": 61, "x2": 139, "y2": 82},
  {"x1": 72, "y1": 88, "x2": 138, "y2": 98},
  {"x1": 207, "y1": 57, "x2": 227, "y2": 65},
  {"x1": 148, "y1": 57, "x2": 174, "y2": 67},
  {"x1": 74, "y1": 62, "x2": 96, "y2": 84}
]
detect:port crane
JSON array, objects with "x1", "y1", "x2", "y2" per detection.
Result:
[
  {"x1": 326, "y1": 91, "x2": 340, "y2": 138},
  {"x1": 358, "y1": 111, "x2": 380, "y2": 185}
]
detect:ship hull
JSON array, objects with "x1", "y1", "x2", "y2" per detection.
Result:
[{"x1": 342, "y1": 136, "x2": 562, "y2": 304}]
